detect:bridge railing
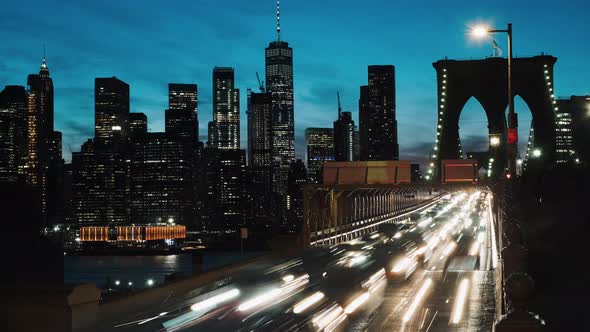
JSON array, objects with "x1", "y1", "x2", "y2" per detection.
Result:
[{"x1": 303, "y1": 184, "x2": 445, "y2": 247}]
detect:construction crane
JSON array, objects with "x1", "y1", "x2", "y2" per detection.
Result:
[
  {"x1": 337, "y1": 91, "x2": 342, "y2": 119},
  {"x1": 256, "y1": 72, "x2": 265, "y2": 93}
]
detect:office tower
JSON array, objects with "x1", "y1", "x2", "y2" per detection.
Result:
[
  {"x1": 0, "y1": 86, "x2": 28, "y2": 182},
  {"x1": 129, "y1": 133, "x2": 193, "y2": 225},
  {"x1": 94, "y1": 77, "x2": 130, "y2": 148},
  {"x1": 247, "y1": 91, "x2": 273, "y2": 168},
  {"x1": 166, "y1": 83, "x2": 198, "y2": 140},
  {"x1": 334, "y1": 94, "x2": 355, "y2": 161},
  {"x1": 200, "y1": 148, "x2": 246, "y2": 231},
  {"x1": 129, "y1": 112, "x2": 147, "y2": 140},
  {"x1": 305, "y1": 128, "x2": 334, "y2": 182},
  {"x1": 266, "y1": 0, "x2": 295, "y2": 194},
  {"x1": 554, "y1": 99, "x2": 575, "y2": 164},
  {"x1": 411, "y1": 164, "x2": 423, "y2": 182},
  {"x1": 353, "y1": 128, "x2": 360, "y2": 161},
  {"x1": 246, "y1": 90, "x2": 274, "y2": 227},
  {"x1": 286, "y1": 159, "x2": 307, "y2": 232},
  {"x1": 208, "y1": 67, "x2": 240, "y2": 149},
  {"x1": 71, "y1": 139, "x2": 127, "y2": 224},
  {"x1": 557, "y1": 96, "x2": 589, "y2": 164},
  {"x1": 26, "y1": 56, "x2": 57, "y2": 219},
  {"x1": 46, "y1": 130, "x2": 65, "y2": 224},
  {"x1": 359, "y1": 65, "x2": 398, "y2": 161}
]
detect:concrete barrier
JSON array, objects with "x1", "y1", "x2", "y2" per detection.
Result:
[{"x1": 0, "y1": 283, "x2": 101, "y2": 332}]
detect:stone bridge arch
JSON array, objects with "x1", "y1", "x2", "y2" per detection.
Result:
[{"x1": 431, "y1": 55, "x2": 557, "y2": 177}]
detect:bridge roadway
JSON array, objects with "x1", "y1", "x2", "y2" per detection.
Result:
[{"x1": 89, "y1": 190, "x2": 498, "y2": 332}]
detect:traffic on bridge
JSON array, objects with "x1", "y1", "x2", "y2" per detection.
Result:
[{"x1": 112, "y1": 190, "x2": 497, "y2": 332}]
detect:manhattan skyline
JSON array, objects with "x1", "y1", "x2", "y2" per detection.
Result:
[{"x1": 1, "y1": 0, "x2": 589, "y2": 164}]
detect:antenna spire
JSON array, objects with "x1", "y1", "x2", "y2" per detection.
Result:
[
  {"x1": 276, "y1": 0, "x2": 281, "y2": 41},
  {"x1": 41, "y1": 44, "x2": 48, "y2": 70}
]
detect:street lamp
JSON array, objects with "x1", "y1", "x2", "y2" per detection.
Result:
[
  {"x1": 532, "y1": 148, "x2": 542, "y2": 158},
  {"x1": 489, "y1": 134, "x2": 501, "y2": 147},
  {"x1": 470, "y1": 23, "x2": 518, "y2": 174}
]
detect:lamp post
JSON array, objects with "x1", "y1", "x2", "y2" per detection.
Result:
[{"x1": 471, "y1": 23, "x2": 518, "y2": 176}]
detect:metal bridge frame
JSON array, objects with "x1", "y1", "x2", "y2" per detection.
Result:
[{"x1": 304, "y1": 184, "x2": 444, "y2": 247}]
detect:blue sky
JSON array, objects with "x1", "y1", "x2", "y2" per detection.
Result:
[{"x1": 1, "y1": 0, "x2": 589, "y2": 163}]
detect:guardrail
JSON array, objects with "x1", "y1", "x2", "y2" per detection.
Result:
[{"x1": 493, "y1": 183, "x2": 547, "y2": 331}]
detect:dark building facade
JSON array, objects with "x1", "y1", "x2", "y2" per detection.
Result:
[
  {"x1": 94, "y1": 77, "x2": 130, "y2": 148},
  {"x1": 562, "y1": 95, "x2": 590, "y2": 164},
  {"x1": 200, "y1": 148, "x2": 246, "y2": 231},
  {"x1": 0, "y1": 86, "x2": 28, "y2": 182},
  {"x1": 246, "y1": 91, "x2": 274, "y2": 227},
  {"x1": 129, "y1": 133, "x2": 193, "y2": 225},
  {"x1": 554, "y1": 99, "x2": 575, "y2": 164},
  {"x1": 208, "y1": 68, "x2": 240, "y2": 150},
  {"x1": 411, "y1": 164, "x2": 423, "y2": 182},
  {"x1": 129, "y1": 112, "x2": 147, "y2": 140},
  {"x1": 305, "y1": 128, "x2": 334, "y2": 183},
  {"x1": 166, "y1": 83, "x2": 198, "y2": 140},
  {"x1": 286, "y1": 159, "x2": 307, "y2": 232},
  {"x1": 334, "y1": 111, "x2": 355, "y2": 162},
  {"x1": 359, "y1": 65, "x2": 398, "y2": 161},
  {"x1": 71, "y1": 140, "x2": 127, "y2": 224}
]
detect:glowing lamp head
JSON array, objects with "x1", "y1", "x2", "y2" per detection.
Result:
[
  {"x1": 489, "y1": 135, "x2": 501, "y2": 147},
  {"x1": 471, "y1": 26, "x2": 489, "y2": 39},
  {"x1": 532, "y1": 149, "x2": 542, "y2": 158}
]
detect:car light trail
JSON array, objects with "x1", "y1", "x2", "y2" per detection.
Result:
[
  {"x1": 468, "y1": 241, "x2": 480, "y2": 256},
  {"x1": 312, "y1": 304, "x2": 346, "y2": 331},
  {"x1": 190, "y1": 288, "x2": 240, "y2": 312},
  {"x1": 392, "y1": 257, "x2": 412, "y2": 273},
  {"x1": 403, "y1": 278, "x2": 433, "y2": 322},
  {"x1": 450, "y1": 278, "x2": 470, "y2": 325},
  {"x1": 443, "y1": 241, "x2": 457, "y2": 256},
  {"x1": 344, "y1": 292, "x2": 370, "y2": 314},
  {"x1": 293, "y1": 291, "x2": 324, "y2": 314},
  {"x1": 362, "y1": 268, "x2": 385, "y2": 288},
  {"x1": 237, "y1": 288, "x2": 282, "y2": 312}
]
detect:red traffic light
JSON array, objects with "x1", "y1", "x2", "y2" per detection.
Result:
[{"x1": 507, "y1": 128, "x2": 518, "y2": 145}]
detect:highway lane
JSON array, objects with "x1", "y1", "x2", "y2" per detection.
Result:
[
  {"x1": 357, "y1": 191, "x2": 496, "y2": 332},
  {"x1": 105, "y1": 190, "x2": 497, "y2": 332}
]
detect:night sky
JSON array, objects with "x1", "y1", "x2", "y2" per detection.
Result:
[{"x1": 1, "y1": 0, "x2": 589, "y2": 164}]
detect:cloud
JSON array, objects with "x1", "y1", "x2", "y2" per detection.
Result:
[
  {"x1": 62, "y1": 119, "x2": 94, "y2": 138},
  {"x1": 460, "y1": 134, "x2": 488, "y2": 152}
]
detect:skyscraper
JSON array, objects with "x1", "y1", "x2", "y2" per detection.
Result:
[
  {"x1": 208, "y1": 67, "x2": 240, "y2": 149},
  {"x1": 129, "y1": 112, "x2": 147, "y2": 140},
  {"x1": 246, "y1": 90, "x2": 274, "y2": 227},
  {"x1": 359, "y1": 65, "x2": 398, "y2": 161},
  {"x1": 266, "y1": 0, "x2": 295, "y2": 194},
  {"x1": 129, "y1": 133, "x2": 193, "y2": 225},
  {"x1": 287, "y1": 159, "x2": 307, "y2": 232},
  {"x1": 305, "y1": 128, "x2": 334, "y2": 182},
  {"x1": 166, "y1": 83, "x2": 198, "y2": 140},
  {"x1": 94, "y1": 77, "x2": 130, "y2": 148},
  {"x1": 71, "y1": 139, "x2": 127, "y2": 224},
  {"x1": 26, "y1": 56, "x2": 58, "y2": 219},
  {"x1": 201, "y1": 148, "x2": 246, "y2": 231},
  {"x1": 0, "y1": 86, "x2": 28, "y2": 182},
  {"x1": 554, "y1": 99, "x2": 575, "y2": 164},
  {"x1": 334, "y1": 96, "x2": 355, "y2": 162}
]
